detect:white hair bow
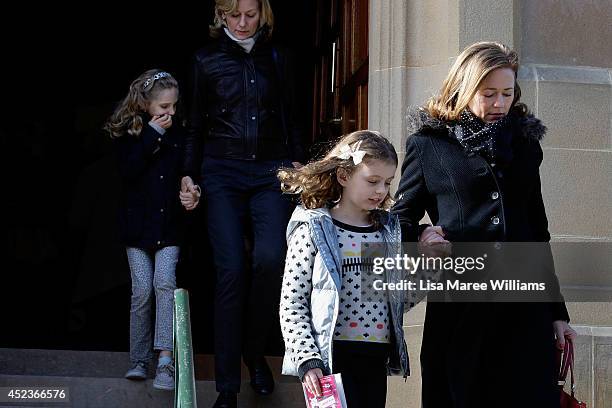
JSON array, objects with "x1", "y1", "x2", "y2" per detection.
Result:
[{"x1": 336, "y1": 140, "x2": 366, "y2": 165}]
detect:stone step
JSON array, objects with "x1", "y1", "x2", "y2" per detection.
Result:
[
  {"x1": 0, "y1": 374, "x2": 304, "y2": 408},
  {"x1": 0, "y1": 348, "x2": 290, "y2": 380},
  {"x1": 0, "y1": 348, "x2": 305, "y2": 408}
]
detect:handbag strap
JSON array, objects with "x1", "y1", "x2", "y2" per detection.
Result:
[
  {"x1": 558, "y1": 339, "x2": 576, "y2": 397},
  {"x1": 559, "y1": 341, "x2": 570, "y2": 381},
  {"x1": 568, "y1": 341, "x2": 576, "y2": 397}
]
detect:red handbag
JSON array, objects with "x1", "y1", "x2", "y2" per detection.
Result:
[{"x1": 557, "y1": 339, "x2": 586, "y2": 408}]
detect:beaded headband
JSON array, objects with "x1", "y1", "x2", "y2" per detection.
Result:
[{"x1": 143, "y1": 72, "x2": 171, "y2": 90}]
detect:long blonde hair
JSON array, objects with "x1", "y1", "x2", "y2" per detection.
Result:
[
  {"x1": 278, "y1": 130, "x2": 398, "y2": 226},
  {"x1": 209, "y1": 0, "x2": 274, "y2": 39},
  {"x1": 104, "y1": 69, "x2": 179, "y2": 139},
  {"x1": 426, "y1": 41, "x2": 527, "y2": 121}
]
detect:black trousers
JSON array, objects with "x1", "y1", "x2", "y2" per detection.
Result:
[
  {"x1": 203, "y1": 156, "x2": 292, "y2": 393},
  {"x1": 332, "y1": 341, "x2": 390, "y2": 408}
]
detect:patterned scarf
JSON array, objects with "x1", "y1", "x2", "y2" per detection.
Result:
[{"x1": 452, "y1": 109, "x2": 511, "y2": 165}]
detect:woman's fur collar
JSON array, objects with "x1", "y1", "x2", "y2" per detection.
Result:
[{"x1": 406, "y1": 106, "x2": 547, "y2": 141}]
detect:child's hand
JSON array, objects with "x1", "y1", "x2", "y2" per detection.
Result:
[
  {"x1": 151, "y1": 113, "x2": 173, "y2": 129},
  {"x1": 303, "y1": 368, "x2": 323, "y2": 397},
  {"x1": 419, "y1": 226, "x2": 447, "y2": 244},
  {"x1": 180, "y1": 176, "x2": 200, "y2": 211},
  {"x1": 418, "y1": 225, "x2": 451, "y2": 258},
  {"x1": 180, "y1": 188, "x2": 200, "y2": 210}
]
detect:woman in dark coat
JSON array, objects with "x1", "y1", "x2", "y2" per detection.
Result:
[
  {"x1": 392, "y1": 42, "x2": 576, "y2": 407},
  {"x1": 180, "y1": 1, "x2": 305, "y2": 407}
]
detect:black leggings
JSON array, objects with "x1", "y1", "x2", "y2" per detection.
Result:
[{"x1": 332, "y1": 341, "x2": 389, "y2": 408}]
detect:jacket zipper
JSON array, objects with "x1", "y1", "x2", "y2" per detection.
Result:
[
  {"x1": 327, "y1": 289, "x2": 340, "y2": 373},
  {"x1": 253, "y1": 56, "x2": 259, "y2": 158},
  {"x1": 243, "y1": 57, "x2": 250, "y2": 157}
]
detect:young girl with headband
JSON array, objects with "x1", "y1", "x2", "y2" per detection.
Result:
[{"x1": 105, "y1": 69, "x2": 199, "y2": 390}]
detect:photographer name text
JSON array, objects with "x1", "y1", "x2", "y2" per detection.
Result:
[{"x1": 373, "y1": 279, "x2": 546, "y2": 291}]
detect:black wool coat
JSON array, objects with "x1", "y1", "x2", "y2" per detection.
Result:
[
  {"x1": 392, "y1": 107, "x2": 569, "y2": 407},
  {"x1": 115, "y1": 119, "x2": 185, "y2": 250}
]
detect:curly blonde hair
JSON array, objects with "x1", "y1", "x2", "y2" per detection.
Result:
[
  {"x1": 278, "y1": 130, "x2": 398, "y2": 226},
  {"x1": 104, "y1": 69, "x2": 179, "y2": 139}
]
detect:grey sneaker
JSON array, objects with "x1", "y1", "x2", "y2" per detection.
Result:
[
  {"x1": 125, "y1": 362, "x2": 148, "y2": 380},
  {"x1": 153, "y1": 362, "x2": 175, "y2": 390}
]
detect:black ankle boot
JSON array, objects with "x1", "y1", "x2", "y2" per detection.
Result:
[
  {"x1": 247, "y1": 358, "x2": 275, "y2": 396},
  {"x1": 212, "y1": 391, "x2": 237, "y2": 408}
]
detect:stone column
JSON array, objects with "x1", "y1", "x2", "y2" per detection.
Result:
[{"x1": 369, "y1": 0, "x2": 459, "y2": 153}]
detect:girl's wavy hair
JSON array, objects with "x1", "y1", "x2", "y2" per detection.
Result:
[
  {"x1": 104, "y1": 69, "x2": 179, "y2": 139},
  {"x1": 278, "y1": 130, "x2": 398, "y2": 227},
  {"x1": 209, "y1": 0, "x2": 274, "y2": 39},
  {"x1": 425, "y1": 41, "x2": 528, "y2": 121}
]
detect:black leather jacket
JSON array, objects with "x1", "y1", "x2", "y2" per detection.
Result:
[{"x1": 183, "y1": 29, "x2": 305, "y2": 178}]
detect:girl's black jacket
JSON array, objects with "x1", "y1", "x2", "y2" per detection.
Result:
[{"x1": 115, "y1": 117, "x2": 185, "y2": 250}]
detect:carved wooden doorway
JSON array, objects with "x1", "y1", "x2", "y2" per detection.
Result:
[{"x1": 311, "y1": 0, "x2": 369, "y2": 150}]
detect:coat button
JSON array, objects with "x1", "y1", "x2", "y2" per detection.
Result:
[
  {"x1": 251, "y1": 116, "x2": 256, "y2": 120},
  {"x1": 157, "y1": 240, "x2": 161, "y2": 245},
  {"x1": 491, "y1": 191, "x2": 499, "y2": 200},
  {"x1": 160, "y1": 208, "x2": 164, "y2": 213},
  {"x1": 157, "y1": 138, "x2": 162, "y2": 142},
  {"x1": 494, "y1": 242, "x2": 502, "y2": 250},
  {"x1": 221, "y1": 108, "x2": 226, "y2": 113},
  {"x1": 492, "y1": 216, "x2": 500, "y2": 225},
  {"x1": 250, "y1": 79, "x2": 255, "y2": 83},
  {"x1": 160, "y1": 175, "x2": 164, "y2": 180}
]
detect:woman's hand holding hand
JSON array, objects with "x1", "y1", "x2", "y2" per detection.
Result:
[
  {"x1": 180, "y1": 176, "x2": 200, "y2": 211},
  {"x1": 418, "y1": 226, "x2": 451, "y2": 258},
  {"x1": 302, "y1": 368, "x2": 323, "y2": 397},
  {"x1": 553, "y1": 320, "x2": 577, "y2": 350}
]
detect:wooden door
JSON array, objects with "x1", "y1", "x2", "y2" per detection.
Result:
[{"x1": 311, "y1": 0, "x2": 369, "y2": 150}]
